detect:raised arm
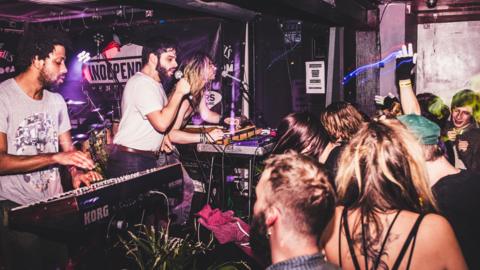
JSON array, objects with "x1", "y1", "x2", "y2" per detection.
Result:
[
  {"x1": 146, "y1": 78, "x2": 191, "y2": 133},
  {"x1": 396, "y1": 43, "x2": 421, "y2": 115},
  {"x1": 198, "y1": 93, "x2": 221, "y2": 124}
]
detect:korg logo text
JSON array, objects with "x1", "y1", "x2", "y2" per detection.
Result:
[{"x1": 83, "y1": 205, "x2": 109, "y2": 225}]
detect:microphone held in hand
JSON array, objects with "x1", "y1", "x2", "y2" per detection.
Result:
[
  {"x1": 174, "y1": 70, "x2": 183, "y2": 80},
  {"x1": 174, "y1": 70, "x2": 193, "y2": 100}
]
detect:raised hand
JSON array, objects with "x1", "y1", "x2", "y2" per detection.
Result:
[
  {"x1": 375, "y1": 95, "x2": 386, "y2": 106},
  {"x1": 52, "y1": 151, "x2": 95, "y2": 170},
  {"x1": 447, "y1": 130, "x2": 458, "y2": 141},
  {"x1": 396, "y1": 43, "x2": 417, "y2": 81}
]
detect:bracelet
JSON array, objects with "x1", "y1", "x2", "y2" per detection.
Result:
[
  {"x1": 200, "y1": 133, "x2": 207, "y2": 143},
  {"x1": 399, "y1": 80, "x2": 412, "y2": 88}
]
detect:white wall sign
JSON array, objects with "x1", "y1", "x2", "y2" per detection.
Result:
[{"x1": 305, "y1": 61, "x2": 325, "y2": 94}]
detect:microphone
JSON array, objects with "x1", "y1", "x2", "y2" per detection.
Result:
[
  {"x1": 174, "y1": 70, "x2": 183, "y2": 80},
  {"x1": 221, "y1": 70, "x2": 248, "y2": 88},
  {"x1": 221, "y1": 70, "x2": 251, "y2": 102},
  {"x1": 173, "y1": 70, "x2": 194, "y2": 102}
]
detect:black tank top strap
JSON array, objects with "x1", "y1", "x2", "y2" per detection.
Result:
[
  {"x1": 371, "y1": 210, "x2": 402, "y2": 270},
  {"x1": 392, "y1": 213, "x2": 426, "y2": 270},
  {"x1": 338, "y1": 208, "x2": 344, "y2": 268},
  {"x1": 341, "y1": 207, "x2": 362, "y2": 270}
]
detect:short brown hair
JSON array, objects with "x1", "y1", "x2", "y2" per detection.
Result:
[
  {"x1": 262, "y1": 152, "x2": 336, "y2": 237},
  {"x1": 423, "y1": 144, "x2": 444, "y2": 162},
  {"x1": 321, "y1": 102, "x2": 364, "y2": 142}
]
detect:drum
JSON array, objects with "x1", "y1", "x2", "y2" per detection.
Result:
[{"x1": 82, "y1": 127, "x2": 112, "y2": 181}]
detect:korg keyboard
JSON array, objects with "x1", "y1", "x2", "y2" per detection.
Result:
[{"x1": 8, "y1": 163, "x2": 183, "y2": 235}]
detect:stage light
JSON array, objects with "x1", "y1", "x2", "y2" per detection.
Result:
[
  {"x1": 426, "y1": 0, "x2": 437, "y2": 8},
  {"x1": 77, "y1": 51, "x2": 91, "y2": 63},
  {"x1": 145, "y1": 10, "x2": 154, "y2": 18}
]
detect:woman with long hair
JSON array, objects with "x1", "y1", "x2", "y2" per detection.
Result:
[
  {"x1": 272, "y1": 112, "x2": 332, "y2": 164},
  {"x1": 322, "y1": 119, "x2": 466, "y2": 270},
  {"x1": 158, "y1": 52, "x2": 224, "y2": 225},
  {"x1": 165, "y1": 52, "x2": 224, "y2": 147},
  {"x1": 320, "y1": 102, "x2": 366, "y2": 177}
]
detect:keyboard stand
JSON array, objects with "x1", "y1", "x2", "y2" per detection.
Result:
[{"x1": 196, "y1": 142, "x2": 274, "y2": 221}]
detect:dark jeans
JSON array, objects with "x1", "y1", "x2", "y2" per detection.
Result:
[
  {"x1": 106, "y1": 146, "x2": 194, "y2": 225},
  {"x1": 106, "y1": 145, "x2": 158, "y2": 178},
  {"x1": 157, "y1": 150, "x2": 195, "y2": 225},
  {"x1": 0, "y1": 200, "x2": 68, "y2": 270}
]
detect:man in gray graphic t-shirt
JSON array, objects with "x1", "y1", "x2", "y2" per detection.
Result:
[{"x1": 0, "y1": 28, "x2": 99, "y2": 270}]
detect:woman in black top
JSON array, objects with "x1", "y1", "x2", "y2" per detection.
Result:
[
  {"x1": 320, "y1": 102, "x2": 365, "y2": 179},
  {"x1": 322, "y1": 119, "x2": 466, "y2": 270}
]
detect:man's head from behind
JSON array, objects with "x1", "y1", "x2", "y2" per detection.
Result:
[
  {"x1": 141, "y1": 37, "x2": 178, "y2": 80},
  {"x1": 450, "y1": 89, "x2": 480, "y2": 129},
  {"x1": 16, "y1": 27, "x2": 71, "y2": 88},
  {"x1": 398, "y1": 114, "x2": 443, "y2": 162},
  {"x1": 251, "y1": 152, "x2": 336, "y2": 263},
  {"x1": 417, "y1": 93, "x2": 450, "y2": 130},
  {"x1": 321, "y1": 101, "x2": 365, "y2": 143}
]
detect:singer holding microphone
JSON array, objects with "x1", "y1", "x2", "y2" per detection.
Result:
[{"x1": 106, "y1": 37, "x2": 191, "y2": 178}]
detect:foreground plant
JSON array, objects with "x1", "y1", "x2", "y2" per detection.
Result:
[{"x1": 118, "y1": 221, "x2": 250, "y2": 270}]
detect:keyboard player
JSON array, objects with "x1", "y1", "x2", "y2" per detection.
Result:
[{"x1": 0, "y1": 28, "x2": 100, "y2": 270}]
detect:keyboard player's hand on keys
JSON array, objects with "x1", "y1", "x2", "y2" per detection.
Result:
[
  {"x1": 52, "y1": 150, "x2": 95, "y2": 170},
  {"x1": 207, "y1": 129, "x2": 224, "y2": 143},
  {"x1": 72, "y1": 170, "x2": 103, "y2": 189}
]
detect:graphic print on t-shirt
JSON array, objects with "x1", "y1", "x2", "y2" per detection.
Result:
[{"x1": 14, "y1": 112, "x2": 58, "y2": 191}]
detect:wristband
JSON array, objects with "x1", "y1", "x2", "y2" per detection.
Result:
[
  {"x1": 399, "y1": 80, "x2": 412, "y2": 88},
  {"x1": 200, "y1": 133, "x2": 207, "y2": 143}
]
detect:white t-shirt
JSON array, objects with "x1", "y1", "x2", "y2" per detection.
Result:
[
  {"x1": 0, "y1": 78, "x2": 70, "y2": 205},
  {"x1": 113, "y1": 72, "x2": 168, "y2": 151}
]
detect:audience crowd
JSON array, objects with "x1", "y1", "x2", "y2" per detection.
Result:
[{"x1": 252, "y1": 44, "x2": 479, "y2": 270}]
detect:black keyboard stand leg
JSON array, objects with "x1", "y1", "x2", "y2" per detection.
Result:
[{"x1": 247, "y1": 158, "x2": 253, "y2": 222}]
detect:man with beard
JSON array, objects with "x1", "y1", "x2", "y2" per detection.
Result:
[
  {"x1": 107, "y1": 37, "x2": 191, "y2": 178},
  {"x1": 250, "y1": 152, "x2": 338, "y2": 270},
  {"x1": 0, "y1": 28, "x2": 99, "y2": 269}
]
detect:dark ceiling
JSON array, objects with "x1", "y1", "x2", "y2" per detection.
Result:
[
  {"x1": 0, "y1": 0, "x2": 378, "y2": 29},
  {"x1": 0, "y1": 0, "x2": 479, "y2": 30}
]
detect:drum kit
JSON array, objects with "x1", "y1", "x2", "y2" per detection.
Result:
[{"x1": 67, "y1": 89, "x2": 121, "y2": 179}]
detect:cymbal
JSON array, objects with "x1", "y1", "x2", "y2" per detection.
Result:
[
  {"x1": 91, "y1": 108, "x2": 102, "y2": 112},
  {"x1": 90, "y1": 123, "x2": 105, "y2": 129},
  {"x1": 72, "y1": 133, "x2": 88, "y2": 140},
  {"x1": 66, "y1": 99, "x2": 86, "y2": 106}
]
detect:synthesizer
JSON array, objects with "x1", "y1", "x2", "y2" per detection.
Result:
[
  {"x1": 8, "y1": 163, "x2": 183, "y2": 235},
  {"x1": 196, "y1": 141, "x2": 274, "y2": 156}
]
